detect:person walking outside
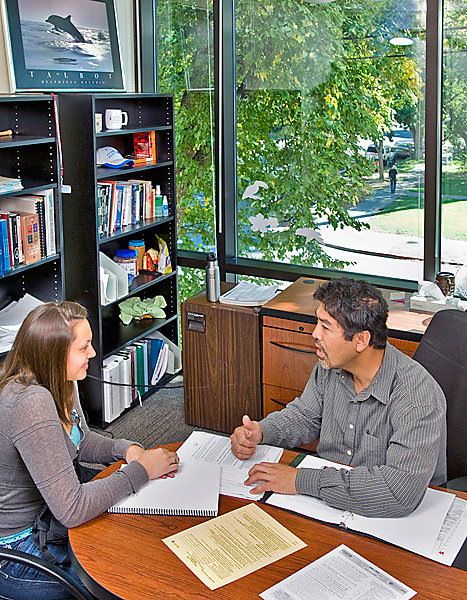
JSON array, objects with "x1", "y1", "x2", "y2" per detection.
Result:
[{"x1": 388, "y1": 164, "x2": 398, "y2": 194}]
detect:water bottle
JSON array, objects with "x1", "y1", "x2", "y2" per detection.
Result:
[{"x1": 206, "y1": 252, "x2": 220, "y2": 302}]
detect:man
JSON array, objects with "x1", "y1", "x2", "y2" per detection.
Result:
[
  {"x1": 231, "y1": 278, "x2": 446, "y2": 518},
  {"x1": 388, "y1": 164, "x2": 398, "y2": 193}
]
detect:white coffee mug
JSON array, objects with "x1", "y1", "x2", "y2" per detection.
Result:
[{"x1": 105, "y1": 109, "x2": 128, "y2": 130}]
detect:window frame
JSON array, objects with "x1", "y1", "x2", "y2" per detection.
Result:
[{"x1": 157, "y1": 0, "x2": 444, "y2": 291}]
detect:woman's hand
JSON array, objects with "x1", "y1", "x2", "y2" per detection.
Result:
[
  {"x1": 125, "y1": 444, "x2": 145, "y2": 463},
  {"x1": 136, "y1": 448, "x2": 180, "y2": 480}
]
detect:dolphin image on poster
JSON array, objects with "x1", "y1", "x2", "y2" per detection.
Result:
[{"x1": 45, "y1": 15, "x2": 86, "y2": 43}]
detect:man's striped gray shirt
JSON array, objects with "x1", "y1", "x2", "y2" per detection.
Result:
[{"x1": 260, "y1": 343, "x2": 447, "y2": 518}]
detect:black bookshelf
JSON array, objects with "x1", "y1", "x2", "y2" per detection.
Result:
[
  {"x1": 0, "y1": 94, "x2": 63, "y2": 358},
  {"x1": 58, "y1": 93, "x2": 178, "y2": 427}
]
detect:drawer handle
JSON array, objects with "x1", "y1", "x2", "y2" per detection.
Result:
[
  {"x1": 270, "y1": 340, "x2": 317, "y2": 355},
  {"x1": 270, "y1": 398, "x2": 288, "y2": 407}
]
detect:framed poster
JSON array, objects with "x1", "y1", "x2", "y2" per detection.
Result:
[{"x1": 1, "y1": 0, "x2": 125, "y2": 92}]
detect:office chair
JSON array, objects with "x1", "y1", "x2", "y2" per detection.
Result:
[
  {"x1": 0, "y1": 547, "x2": 95, "y2": 600},
  {"x1": 413, "y1": 309, "x2": 467, "y2": 491}
]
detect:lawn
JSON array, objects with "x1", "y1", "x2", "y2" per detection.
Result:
[
  {"x1": 367, "y1": 198, "x2": 467, "y2": 240},
  {"x1": 363, "y1": 164, "x2": 467, "y2": 239}
]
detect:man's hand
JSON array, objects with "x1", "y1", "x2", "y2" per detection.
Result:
[
  {"x1": 244, "y1": 462, "x2": 298, "y2": 495},
  {"x1": 230, "y1": 415, "x2": 263, "y2": 460}
]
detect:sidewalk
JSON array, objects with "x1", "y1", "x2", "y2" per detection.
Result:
[
  {"x1": 347, "y1": 170, "x2": 424, "y2": 219},
  {"x1": 316, "y1": 166, "x2": 467, "y2": 278}
]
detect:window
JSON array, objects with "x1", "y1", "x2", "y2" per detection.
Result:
[
  {"x1": 441, "y1": 0, "x2": 467, "y2": 284},
  {"x1": 157, "y1": 0, "x2": 216, "y2": 258},
  {"x1": 234, "y1": 0, "x2": 427, "y2": 283},
  {"x1": 155, "y1": 0, "x2": 461, "y2": 292}
]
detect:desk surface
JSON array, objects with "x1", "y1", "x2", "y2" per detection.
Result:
[
  {"x1": 69, "y1": 445, "x2": 467, "y2": 600},
  {"x1": 262, "y1": 277, "x2": 432, "y2": 341}
]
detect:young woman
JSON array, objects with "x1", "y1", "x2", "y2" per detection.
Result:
[{"x1": 0, "y1": 301, "x2": 179, "y2": 600}]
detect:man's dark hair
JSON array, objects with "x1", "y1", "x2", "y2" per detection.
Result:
[{"x1": 313, "y1": 278, "x2": 388, "y2": 349}]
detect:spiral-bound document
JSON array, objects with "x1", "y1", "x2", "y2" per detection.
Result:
[{"x1": 108, "y1": 461, "x2": 221, "y2": 516}]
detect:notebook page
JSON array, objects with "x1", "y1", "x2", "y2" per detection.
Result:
[{"x1": 108, "y1": 461, "x2": 220, "y2": 516}]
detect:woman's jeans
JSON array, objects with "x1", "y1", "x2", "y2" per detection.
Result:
[{"x1": 0, "y1": 534, "x2": 88, "y2": 600}]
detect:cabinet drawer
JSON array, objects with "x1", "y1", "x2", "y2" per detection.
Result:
[
  {"x1": 263, "y1": 324, "x2": 318, "y2": 390},
  {"x1": 263, "y1": 384, "x2": 319, "y2": 452},
  {"x1": 263, "y1": 316, "x2": 316, "y2": 335},
  {"x1": 263, "y1": 384, "x2": 302, "y2": 417}
]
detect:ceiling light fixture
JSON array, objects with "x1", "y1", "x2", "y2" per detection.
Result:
[{"x1": 389, "y1": 37, "x2": 414, "y2": 46}]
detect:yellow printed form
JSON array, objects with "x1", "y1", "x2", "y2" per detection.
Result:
[{"x1": 162, "y1": 503, "x2": 306, "y2": 590}]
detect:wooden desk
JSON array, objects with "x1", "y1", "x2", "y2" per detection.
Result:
[{"x1": 69, "y1": 445, "x2": 467, "y2": 600}]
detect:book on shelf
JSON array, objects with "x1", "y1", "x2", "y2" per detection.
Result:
[
  {"x1": 124, "y1": 154, "x2": 152, "y2": 165},
  {"x1": 0, "y1": 222, "x2": 3, "y2": 276},
  {"x1": 152, "y1": 343, "x2": 168, "y2": 385},
  {"x1": 150, "y1": 130, "x2": 156, "y2": 163},
  {"x1": 133, "y1": 132, "x2": 152, "y2": 159},
  {"x1": 124, "y1": 345, "x2": 137, "y2": 404},
  {"x1": 18, "y1": 212, "x2": 41, "y2": 265},
  {"x1": 0, "y1": 218, "x2": 10, "y2": 273},
  {"x1": 8, "y1": 212, "x2": 20, "y2": 267},
  {"x1": 101, "y1": 334, "x2": 180, "y2": 413},
  {"x1": 36, "y1": 189, "x2": 56, "y2": 256},
  {"x1": 144, "y1": 337, "x2": 168, "y2": 385},
  {"x1": 0, "y1": 176, "x2": 23, "y2": 193},
  {"x1": 132, "y1": 342, "x2": 147, "y2": 397},
  {"x1": 115, "y1": 349, "x2": 133, "y2": 410},
  {"x1": 97, "y1": 180, "x2": 158, "y2": 237},
  {"x1": 102, "y1": 356, "x2": 123, "y2": 423},
  {"x1": 0, "y1": 192, "x2": 56, "y2": 258},
  {"x1": 108, "y1": 461, "x2": 220, "y2": 516},
  {"x1": 0, "y1": 212, "x2": 14, "y2": 269},
  {"x1": 0, "y1": 211, "x2": 41, "y2": 269}
]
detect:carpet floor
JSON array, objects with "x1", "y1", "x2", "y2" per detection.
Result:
[{"x1": 101, "y1": 376, "x2": 227, "y2": 448}]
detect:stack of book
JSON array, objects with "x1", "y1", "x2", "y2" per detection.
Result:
[
  {"x1": 0, "y1": 189, "x2": 56, "y2": 275},
  {"x1": 97, "y1": 180, "x2": 164, "y2": 237},
  {"x1": 102, "y1": 331, "x2": 181, "y2": 423},
  {"x1": 0, "y1": 176, "x2": 23, "y2": 193}
]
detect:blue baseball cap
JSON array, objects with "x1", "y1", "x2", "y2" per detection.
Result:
[{"x1": 96, "y1": 146, "x2": 134, "y2": 169}]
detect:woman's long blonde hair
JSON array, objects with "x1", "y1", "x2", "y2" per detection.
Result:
[{"x1": 0, "y1": 301, "x2": 88, "y2": 425}]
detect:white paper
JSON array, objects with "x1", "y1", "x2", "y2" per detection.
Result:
[
  {"x1": 109, "y1": 462, "x2": 220, "y2": 516},
  {"x1": 260, "y1": 544, "x2": 417, "y2": 600},
  {"x1": 421, "y1": 496, "x2": 467, "y2": 565},
  {"x1": 177, "y1": 431, "x2": 283, "y2": 499},
  {"x1": 218, "y1": 281, "x2": 280, "y2": 306},
  {"x1": 266, "y1": 454, "x2": 455, "y2": 560},
  {"x1": 0, "y1": 294, "x2": 43, "y2": 352}
]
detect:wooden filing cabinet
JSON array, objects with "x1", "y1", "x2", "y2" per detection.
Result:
[{"x1": 182, "y1": 287, "x2": 262, "y2": 433}]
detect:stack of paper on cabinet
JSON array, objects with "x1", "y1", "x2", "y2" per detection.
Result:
[{"x1": 219, "y1": 281, "x2": 280, "y2": 306}]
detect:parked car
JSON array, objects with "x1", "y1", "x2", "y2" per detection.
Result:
[
  {"x1": 393, "y1": 142, "x2": 413, "y2": 159},
  {"x1": 366, "y1": 145, "x2": 396, "y2": 166}
]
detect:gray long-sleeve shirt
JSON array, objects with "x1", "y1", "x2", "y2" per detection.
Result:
[
  {"x1": 260, "y1": 343, "x2": 447, "y2": 518},
  {"x1": 0, "y1": 381, "x2": 149, "y2": 537}
]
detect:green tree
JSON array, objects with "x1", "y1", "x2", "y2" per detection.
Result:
[{"x1": 157, "y1": 0, "x2": 423, "y2": 296}]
